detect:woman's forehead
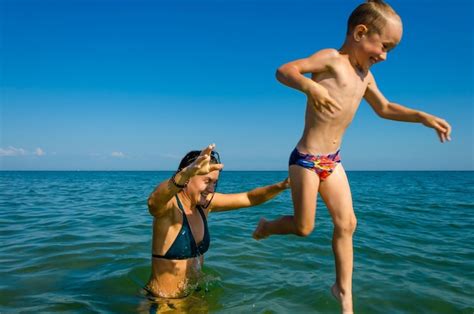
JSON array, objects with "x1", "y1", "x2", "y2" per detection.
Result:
[{"x1": 203, "y1": 171, "x2": 220, "y2": 180}]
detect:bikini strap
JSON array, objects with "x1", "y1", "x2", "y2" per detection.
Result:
[
  {"x1": 196, "y1": 206, "x2": 208, "y2": 228},
  {"x1": 175, "y1": 195, "x2": 185, "y2": 214}
]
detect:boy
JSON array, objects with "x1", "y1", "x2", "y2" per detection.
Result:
[{"x1": 253, "y1": 0, "x2": 452, "y2": 312}]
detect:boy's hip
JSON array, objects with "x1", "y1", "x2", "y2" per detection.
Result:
[{"x1": 288, "y1": 147, "x2": 341, "y2": 180}]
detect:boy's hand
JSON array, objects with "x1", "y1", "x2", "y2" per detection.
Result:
[
  {"x1": 420, "y1": 114, "x2": 452, "y2": 143},
  {"x1": 183, "y1": 144, "x2": 224, "y2": 177},
  {"x1": 306, "y1": 84, "x2": 342, "y2": 114}
]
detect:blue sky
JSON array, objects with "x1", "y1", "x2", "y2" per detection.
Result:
[{"x1": 1, "y1": 0, "x2": 472, "y2": 170}]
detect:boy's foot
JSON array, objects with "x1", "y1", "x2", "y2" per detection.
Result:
[
  {"x1": 252, "y1": 218, "x2": 269, "y2": 240},
  {"x1": 331, "y1": 283, "x2": 354, "y2": 314}
]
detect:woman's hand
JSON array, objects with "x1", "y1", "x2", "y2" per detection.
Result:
[
  {"x1": 183, "y1": 144, "x2": 224, "y2": 178},
  {"x1": 280, "y1": 177, "x2": 291, "y2": 189},
  {"x1": 420, "y1": 113, "x2": 452, "y2": 143}
]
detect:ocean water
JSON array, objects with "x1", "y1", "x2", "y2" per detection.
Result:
[{"x1": 0, "y1": 171, "x2": 473, "y2": 314}]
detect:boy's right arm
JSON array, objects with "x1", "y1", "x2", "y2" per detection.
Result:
[
  {"x1": 276, "y1": 49, "x2": 342, "y2": 113},
  {"x1": 276, "y1": 49, "x2": 335, "y2": 91}
]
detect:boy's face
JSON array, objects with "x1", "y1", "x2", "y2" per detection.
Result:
[{"x1": 357, "y1": 18, "x2": 403, "y2": 70}]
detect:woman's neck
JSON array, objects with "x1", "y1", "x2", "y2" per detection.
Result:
[{"x1": 179, "y1": 190, "x2": 196, "y2": 211}]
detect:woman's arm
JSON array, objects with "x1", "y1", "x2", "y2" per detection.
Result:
[
  {"x1": 147, "y1": 168, "x2": 192, "y2": 217},
  {"x1": 148, "y1": 144, "x2": 223, "y2": 217},
  {"x1": 209, "y1": 178, "x2": 290, "y2": 213}
]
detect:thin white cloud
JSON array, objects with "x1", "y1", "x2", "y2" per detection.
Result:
[
  {"x1": 34, "y1": 148, "x2": 45, "y2": 156},
  {"x1": 111, "y1": 151, "x2": 125, "y2": 158},
  {"x1": 0, "y1": 146, "x2": 27, "y2": 157},
  {"x1": 0, "y1": 146, "x2": 47, "y2": 157}
]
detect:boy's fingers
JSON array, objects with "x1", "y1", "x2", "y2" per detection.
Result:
[
  {"x1": 444, "y1": 122, "x2": 452, "y2": 140},
  {"x1": 327, "y1": 97, "x2": 342, "y2": 110},
  {"x1": 324, "y1": 102, "x2": 335, "y2": 113},
  {"x1": 436, "y1": 130, "x2": 443, "y2": 142},
  {"x1": 311, "y1": 101, "x2": 321, "y2": 112},
  {"x1": 439, "y1": 120, "x2": 452, "y2": 141},
  {"x1": 435, "y1": 123, "x2": 447, "y2": 133},
  {"x1": 437, "y1": 129, "x2": 447, "y2": 143}
]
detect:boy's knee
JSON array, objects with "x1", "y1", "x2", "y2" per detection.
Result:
[
  {"x1": 335, "y1": 215, "x2": 357, "y2": 234},
  {"x1": 295, "y1": 223, "x2": 314, "y2": 237}
]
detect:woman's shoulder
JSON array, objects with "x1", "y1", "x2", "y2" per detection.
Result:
[{"x1": 149, "y1": 196, "x2": 181, "y2": 221}]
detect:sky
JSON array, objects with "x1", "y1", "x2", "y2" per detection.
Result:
[{"x1": 0, "y1": 0, "x2": 473, "y2": 171}]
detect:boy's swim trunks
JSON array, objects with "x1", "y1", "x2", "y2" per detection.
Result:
[{"x1": 289, "y1": 147, "x2": 341, "y2": 180}]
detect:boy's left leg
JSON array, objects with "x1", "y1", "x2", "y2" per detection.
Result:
[{"x1": 318, "y1": 163, "x2": 356, "y2": 313}]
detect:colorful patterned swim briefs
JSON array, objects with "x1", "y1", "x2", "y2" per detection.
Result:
[{"x1": 288, "y1": 147, "x2": 341, "y2": 180}]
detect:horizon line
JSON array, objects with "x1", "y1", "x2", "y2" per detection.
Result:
[{"x1": 1, "y1": 169, "x2": 473, "y2": 172}]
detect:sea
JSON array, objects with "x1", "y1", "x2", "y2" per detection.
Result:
[{"x1": 0, "y1": 171, "x2": 473, "y2": 313}]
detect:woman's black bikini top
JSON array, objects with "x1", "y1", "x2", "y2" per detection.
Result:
[{"x1": 152, "y1": 195, "x2": 210, "y2": 260}]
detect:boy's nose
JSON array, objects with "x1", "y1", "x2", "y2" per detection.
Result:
[{"x1": 379, "y1": 52, "x2": 387, "y2": 61}]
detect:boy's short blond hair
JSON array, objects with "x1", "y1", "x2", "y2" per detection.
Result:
[{"x1": 347, "y1": 0, "x2": 400, "y2": 35}]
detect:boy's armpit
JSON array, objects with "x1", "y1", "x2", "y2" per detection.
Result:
[{"x1": 364, "y1": 72, "x2": 390, "y2": 116}]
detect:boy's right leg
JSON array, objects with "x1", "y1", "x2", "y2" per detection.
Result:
[
  {"x1": 318, "y1": 163, "x2": 355, "y2": 313},
  {"x1": 253, "y1": 165, "x2": 320, "y2": 239}
]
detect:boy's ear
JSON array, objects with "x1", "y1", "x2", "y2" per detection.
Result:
[{"x1": 354, "y1": 24, "x2": 368, "y2": 42}]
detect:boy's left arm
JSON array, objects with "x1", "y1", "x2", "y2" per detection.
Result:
[{"x1": 364, "y1": 73, "x2": 452, "y2": 142}]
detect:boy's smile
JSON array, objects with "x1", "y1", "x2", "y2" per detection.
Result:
[{"x1": 359, "y1": 18, "x2": 403, "y2": 70}]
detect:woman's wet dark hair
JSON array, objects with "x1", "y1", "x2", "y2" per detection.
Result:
[{"x1": 177, "y1": 150, "x2": 221, "y2": 172}]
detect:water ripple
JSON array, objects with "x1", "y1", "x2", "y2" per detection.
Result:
[{"x1": 0, "y1": 171, "x2": 473, "y2": 313}]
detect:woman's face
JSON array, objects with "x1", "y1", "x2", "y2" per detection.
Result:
[{"x1": 186, "y1": 170, "x2": 220, "y2": 206}]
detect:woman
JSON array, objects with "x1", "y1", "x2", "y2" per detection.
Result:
[{"x1": 145, "y1": 144, "x2": 289, "y2": 298}]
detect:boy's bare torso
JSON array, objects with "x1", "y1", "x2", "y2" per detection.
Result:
[{"x1": 298, "y1": 49, "x2": 371, "y2": 155}]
